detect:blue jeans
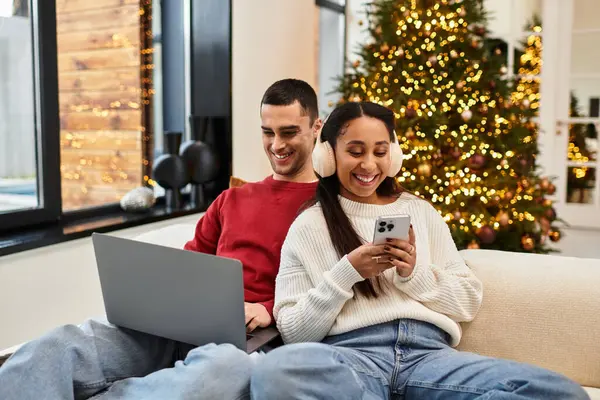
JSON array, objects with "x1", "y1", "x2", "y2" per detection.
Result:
[
  {"x1": 251, "y1": 319, "x2": 589, "y2": 399},
  {"x1": 0, "y1": 318, "x2": 252, "y2": 400}
]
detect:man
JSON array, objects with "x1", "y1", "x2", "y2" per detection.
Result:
[{"x1": 0, "y1": 78, "x2": 321, "y2": 400}]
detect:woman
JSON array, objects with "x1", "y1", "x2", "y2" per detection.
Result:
[{"x1": 250, "y1": 102, "x2": 588, "y2": 399}]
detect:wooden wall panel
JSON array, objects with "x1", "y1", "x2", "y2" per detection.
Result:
[
  {"x1": 60, "y1": 90, "x2": 141, "y2": 112},
  {"x1": 61, "y1": 131, "x2": 141, "y2": 151},
  {"x1": 58, "y1": 47, "x2": 140, "y2": 72},
  {"x1": 60, "y1": 110, "x2": 142, "y2": 131},
  {"x1": 57, "y1": 26, "x2": 140, "y2": 53},
  {"x1": 61, "y1": 149, "x2": 142, "y2": 171},
  {"x1": 59, "y1": 68, "x2": 140, "y2": 92},
  {"x1": 57, "y1": 1, "x2": 147, "y2": 211},
  {"x1": 56, "y1": 0, "x2": 139, "y2": 14},
  {"x1": 56, "y1": 5, "x2": 140, "y2": 34}
]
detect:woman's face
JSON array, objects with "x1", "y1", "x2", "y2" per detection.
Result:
[{"x1": 335, "y1": 116, "x2": 392, "y2": 204}]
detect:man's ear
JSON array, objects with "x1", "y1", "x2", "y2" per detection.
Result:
[{"x1": 313, "y1": 118, "x2": 323, "y2": 140}]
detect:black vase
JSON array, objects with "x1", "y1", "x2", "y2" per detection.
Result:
[
  {"x1": 152, "y1": 132, "x2": 188, "y2": 209},
  {"x1": 179, "y1": 140, "x2": 219, "y2": 208}
]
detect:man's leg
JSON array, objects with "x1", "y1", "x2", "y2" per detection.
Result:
[
  {"x1": 396, "y1": 348, "x2": 589, "y2": 399},
  {"x1": 0, "y1": 318, "x2": 178, "y2": 400},
  {"x1": 93, "y1": 343, "x2": 253, "y2": 400},
  {"x1": 251, "y1": 342, "x2": 391, "y2": 400}
]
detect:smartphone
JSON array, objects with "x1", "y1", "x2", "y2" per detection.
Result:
[{"x1": 372, "y1": 214, "x2": 411, "y2": 245}]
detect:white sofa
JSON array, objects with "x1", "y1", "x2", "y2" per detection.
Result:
[{"x1": 2, "y1": 223, "x2": 599, "y2": 398}]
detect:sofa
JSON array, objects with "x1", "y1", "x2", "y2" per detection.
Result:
[{"x1": 1, "y1": 222, "x2": 599, "y2": 398}]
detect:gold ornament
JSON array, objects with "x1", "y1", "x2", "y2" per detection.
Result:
[
  {"x1": 521, "y1": 235, "x2": 535, "y2": 251},
  {"x1": 417, "y1": 163, "x2": 432, "y2": 177},
  {"x1": 453, "y1": 211, "x2": 462, "y2": 220},
  {"x1": 549, "y1": 230, "x2": 561, "y2": 242},
  {"x1": 405, "y1": 127, "x2": 416, "y2": 139},
  {"x1": 375, "y1": 26, "x2": 382, "y2": 35},
  {"x1": 450, "y1": 50, "x2": 458, "y2": 58},
  {"x1": 352, "y1": 60, "x2": 360, "y2": 68},
  {"x1": 380, "y1": 43, "x2": 390, "y2": 53},
  {"x1": 467, "y1": 240, "x2": 480, "y2": 249},
  {"x1": 504, "y1": 191, "x2": 514, "y2": 200},
  {"x1": 540, "y1": 178, "x2": 550, "y2": 190},
  {"x1": 358, "y1": 19, "x2": 364, "y2": 26},
  {"x1": 496, "y1": 211, "x2": 509, "y2": 226},
  {"x1": 456, "y1": 81, "x2": 465, "y2": 90}
]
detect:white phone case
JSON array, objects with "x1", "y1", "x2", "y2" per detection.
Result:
[{"x1": 372, "y1": 214, "x2": 411, "y2": 245}]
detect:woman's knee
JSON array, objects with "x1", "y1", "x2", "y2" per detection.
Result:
[{"x1": 505, "y1": 364, "x2": 589, "y2": 399}]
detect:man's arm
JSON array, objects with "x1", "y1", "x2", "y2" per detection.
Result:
[{"x1": 183, "y1": 192, "x2": 226, "y2": 255}]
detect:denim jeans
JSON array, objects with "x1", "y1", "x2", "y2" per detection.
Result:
[
  {"x1": 0, "y1": 318, "x2": 253, "y2": 400},
  {"x1": 251, "y1": 319, "x2": 589, "y2": 399}
]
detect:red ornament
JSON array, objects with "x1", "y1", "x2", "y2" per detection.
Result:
[
  {"x1": 476, "y1": 225, "x2": 496, "y2": 244},
  {"x1": 469, "y1": 154, "x2": 486, "y2": 169},
  {"x1": 545, "y1": 207, "x2": 557, "y2": 221},
  {"x1": 405, "y1": 106, "x2": 417, "y2": 119},
  {"x1": 521, "y1": 235, "x2": 535, "y2": 251},
  {"x1": 540, "y1": 217, "x2": 551, "y2": 234}
]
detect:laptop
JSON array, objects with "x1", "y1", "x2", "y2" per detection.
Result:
[{"x1": 91, "y1": 233, "x2": 280, "y2": 354}]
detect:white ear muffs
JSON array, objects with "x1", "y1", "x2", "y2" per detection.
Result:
[
  {"x1": 388, "y1": 131, "x2": 403, "y2": 177},
  {"x1": 312, "y1": 128, "x2": 336, "y2": 178},
  {"x1": 312, "y1": 124, "x2": 404, "y2": 178}
]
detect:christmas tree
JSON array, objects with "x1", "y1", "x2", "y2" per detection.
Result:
[{"x1": 336, "y1": 0, "x2": 562, "y2": 252}]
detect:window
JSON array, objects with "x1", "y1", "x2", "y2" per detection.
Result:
[
  {"x1": 315, "y1": 0, "x2": 346, "y2": 116},
  {"x1": 0, "y1": 1, "x2": 38, "y2": 213},
  {"x1": 0, "y1": 0, "x2": 159, "y2": 232},
  {"x1": 0, "y1": 0, "x2": 61, "y2": 232}
]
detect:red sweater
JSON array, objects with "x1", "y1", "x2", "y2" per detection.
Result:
[{"x1": 183, "y1": 175, "x2": 317, "y2": 320}]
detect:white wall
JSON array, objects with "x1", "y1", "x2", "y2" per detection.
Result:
[
  {"x1": 231, "y1": 0, "x2": 317, "y2": 182},
  {"x1": 0, "y1": 214, "x2": 201, "y2": 350}
]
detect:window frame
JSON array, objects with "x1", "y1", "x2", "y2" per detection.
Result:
[
  {"x1": 0, "y1": 0, "x2": 232, "y2": 256},
  {"x1": 0, "y1": 0, "x2": 61, "y2": 232},
  {"x1": 315, "y1": 0, "x2": 347, "y2": 115}
]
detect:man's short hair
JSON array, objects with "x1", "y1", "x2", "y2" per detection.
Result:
[{"x1": 261, "y1": 79, "x2": 319, "y2": 125}]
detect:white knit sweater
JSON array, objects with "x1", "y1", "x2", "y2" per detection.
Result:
[{"x1": 274, "y1": 193, "x2": 483, "y2": 347}]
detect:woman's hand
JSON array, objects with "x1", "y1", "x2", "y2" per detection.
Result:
[
  {"x1": 383, "y1": 226, "x2": 417, "y2": 278},
  {"x1": 347, "y1": 243, "x2": 395, "y2": 279}
]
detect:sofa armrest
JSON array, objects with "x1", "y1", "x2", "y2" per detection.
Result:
[{"x1": 457, "y1": 249, "x2": 600, "y2": 389}]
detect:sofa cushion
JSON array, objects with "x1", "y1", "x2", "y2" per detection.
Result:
[
  {"x1": 458, "y1": 249, "x2": 600, "y2": 389},
  {"x1": 131, "y1": 223, "x2": 198, "y2": 249},
  {"x1": 585, "y1": 387, "x2": 600, "y2": 400}
]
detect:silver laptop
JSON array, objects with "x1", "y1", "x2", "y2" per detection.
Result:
[{"x1": 91, "y1": 233, "x2": 279, "y2": 353}]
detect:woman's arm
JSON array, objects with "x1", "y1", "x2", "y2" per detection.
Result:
[
  {"x1": 273, "y1": 225, "x2": 364, "y2": 344},
  {"x1": 393, "y1": 204, "x2": 483, "y2": 322}
]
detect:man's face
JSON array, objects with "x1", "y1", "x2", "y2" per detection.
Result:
[{"x1": 260, "y1": 101, "x2": 319, "y2": 181}]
